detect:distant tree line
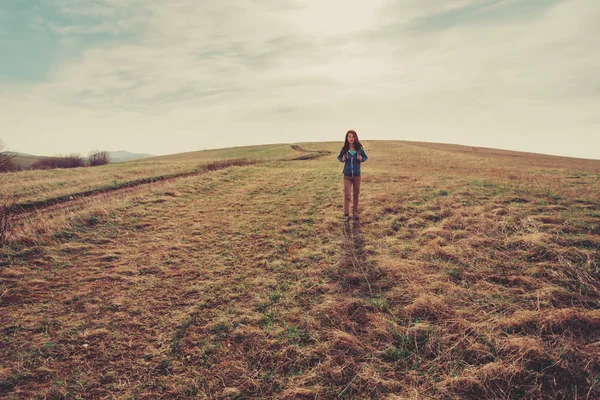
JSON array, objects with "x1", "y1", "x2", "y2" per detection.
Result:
[
  {"x1": 0, "y1": 141, "x2": 110, "y2": 173},
  {"x1": 31, "y1": 154, "x2": 86, "y2": 170}
]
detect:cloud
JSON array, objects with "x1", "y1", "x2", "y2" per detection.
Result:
[{"x1": 1, "y1": 0, "x2": 599, "y2": 158}]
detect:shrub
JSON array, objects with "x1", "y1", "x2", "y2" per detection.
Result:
[
  {"x1": 89, "y1": 151, "x2": 110, "y2": 166},
  {"x1": 31, "y1": 154, "x2": 85, "y2": 170}
]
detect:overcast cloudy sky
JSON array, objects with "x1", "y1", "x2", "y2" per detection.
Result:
[{"x1": 1, "y1": 0, "x2": 599, "y2": 159}]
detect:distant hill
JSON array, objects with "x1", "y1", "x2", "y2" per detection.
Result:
[
  {"x1": 107, "y1": 151, "x2": 155, "y2": 163},
  {"x1": 7, "y1": 152, "x2": 47, "y2": 169}
]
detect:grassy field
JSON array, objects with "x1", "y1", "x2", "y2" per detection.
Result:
[
  {"x1": 1, "y1": 141, "x2": 600, "y2": 399},
  {"x1": 0, "y1": 144, "x2": 312, "y2": 205}
]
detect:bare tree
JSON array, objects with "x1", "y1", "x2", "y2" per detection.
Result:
[
  {"x1": 0, "y1": 140, "x2": 17, "y2": 172},
  {"x1": 89, "y1": 150, "x2": 110, "y2": 166},
  {"x1": 63, "y1": 153, "x2": 85, "y2": 168}
]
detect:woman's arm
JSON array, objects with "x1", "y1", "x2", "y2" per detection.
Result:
[
  {"x1": 337, "y1": 149, "x2": 346, "y2": 162},
  {"x1": 360, "y1": 148, "x2": 368, "y2": 162}
]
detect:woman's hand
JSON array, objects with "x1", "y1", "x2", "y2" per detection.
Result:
[
  {"x1": 342, "y1": 155, "x2": 347, "y2": 162},
  {"x1": 357, "y1": 154, "x2": 362, "y2": 162}
]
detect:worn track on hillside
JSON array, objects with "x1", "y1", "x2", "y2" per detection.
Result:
[
  {"x1": 7, "y1": 145, "x2": 332, "y2": 227},
  {"x1": 286, "y1": 145, "x2": 332, "y2": 160},
  {"x1": 7, "y1": 159, "x2": 255, "y2": 225}
]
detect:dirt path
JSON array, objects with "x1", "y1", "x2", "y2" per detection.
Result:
[
  {"x1": 287, "y1": 145, "x2": 332, "y2": 161},
  {"x1": 8, "y1": 159, "x2": 254, "y2": 220},
  {"x1": 8, "y1": 145, "x2": 331, "y2": 224}
]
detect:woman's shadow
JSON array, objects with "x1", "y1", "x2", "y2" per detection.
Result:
[
  {"x1": 340, "y1": 218, "x2": 368, "y2": 289},
  {"x1": 343, "y1": 218, "x2": 364, "y2": 254}
]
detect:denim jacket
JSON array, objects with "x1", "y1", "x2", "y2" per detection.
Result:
[{"x1": 337, "y1": 147, "x2": 368, "y2": 177}]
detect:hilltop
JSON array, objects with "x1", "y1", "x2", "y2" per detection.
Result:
[
  {"x1": 107, "y1": 151, "x2": 155, "y2": 163},
  {"x1": 1, "y1": 141, "x2": 599, "y2": 399}
]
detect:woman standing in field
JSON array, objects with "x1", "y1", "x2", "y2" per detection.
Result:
[{"x1": 338, "y1": 130, "x2": 368, "y2": 222}]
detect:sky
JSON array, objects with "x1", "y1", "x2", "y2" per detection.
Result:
[{"x1": 1, "y1": 0, "x2": 599, "y2": 159}]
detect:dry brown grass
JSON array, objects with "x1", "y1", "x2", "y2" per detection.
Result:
[
  {"x1": 1, "y1": 141, "x2": 599, "y2": 399},
  {"x1": 0, "y1": 143, "x2": 312, "y2": 205}
]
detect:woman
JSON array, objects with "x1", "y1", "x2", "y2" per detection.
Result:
[{"x1": 337, "y1": 130, "x2": 368, "y2": 221}]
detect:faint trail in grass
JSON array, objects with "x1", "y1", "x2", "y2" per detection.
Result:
[
  {"x1": 10, "y1": 159, "x2": 255, "y2": 219},
  {"x1": 309, "y1": 218, "x2": 397, "y2": 397}
]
